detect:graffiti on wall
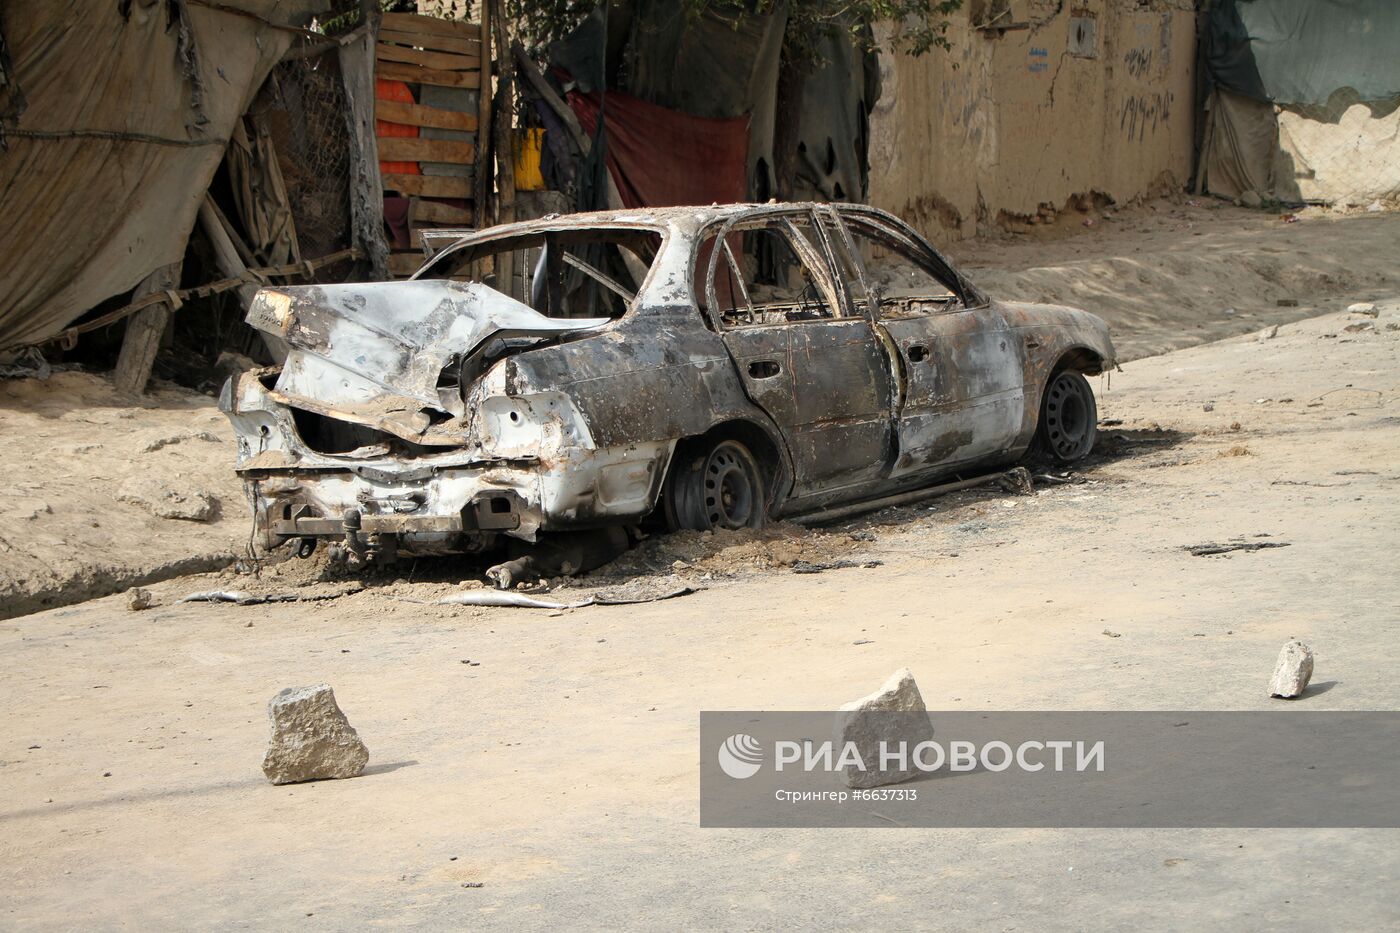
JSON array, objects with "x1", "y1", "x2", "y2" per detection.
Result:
[
  {"x1": 1120, "y1": 90, "x2": 1174, "y2": 143},
  {"x1": 1123, "y1": 47, "x2": 1153, "y2": 79}
]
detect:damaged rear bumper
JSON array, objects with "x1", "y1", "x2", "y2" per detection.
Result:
[{"x1": 225, "y1": 369, "x2": 672, "y2": 554}]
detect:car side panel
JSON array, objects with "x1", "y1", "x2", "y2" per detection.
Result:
[
  {"x1": 502, "y1": 306, "x2": 795, "y2": 496},
  {"x1": 881, "y1": 305, "x2": 1026, "y2": 476}
]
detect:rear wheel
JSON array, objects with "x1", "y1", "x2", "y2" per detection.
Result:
[
  {"x1": 666, "y1": 439, "x2": 767, "y2": 531},
  {"x1": 1037, "y1": 370, "x2": 1098, "y2": 462}
]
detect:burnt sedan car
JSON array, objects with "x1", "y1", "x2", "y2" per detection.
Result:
[{"x1": 221, "y1": 203, "x2": 1114, "y2": 572}]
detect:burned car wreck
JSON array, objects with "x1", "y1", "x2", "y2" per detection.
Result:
[{"x1": 220, "y1": 203, "x2": 1115, "y2": 584}]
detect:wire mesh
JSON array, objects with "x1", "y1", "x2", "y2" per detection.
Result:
[{"x1": 249, "y1": 51, "x2": 354, "y2": 268}]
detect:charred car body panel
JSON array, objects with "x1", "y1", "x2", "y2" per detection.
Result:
[{"x1": 220, "y1": 204, "x2": 1114, "y2": 558}]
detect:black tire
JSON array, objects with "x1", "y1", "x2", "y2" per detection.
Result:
[
  {"x1": 665, "y1": 439, "x2": 767, "y2": 531},
  {"x1": 1036, "y1": 370, "x2": 1098, "y2": 462}
]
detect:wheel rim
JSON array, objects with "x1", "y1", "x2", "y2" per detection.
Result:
[
  {"x1": 703, "y1": 446, "x2": 757, "y2": 529},
  {"x1": 1044, "y1": 373, "x2": 1092, "y2": 459}
]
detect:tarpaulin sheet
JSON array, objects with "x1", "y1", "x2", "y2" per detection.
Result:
[
  {"x1": 549, "y1": 0, "x2": 786, "y2": 201},
  {"x1": 1207, "y1": 0, "x2": 1400, "y2": 106},
  {"x1": 1196, "y1": 87, "x2": 1278, "y2": 201},
  {"x1": 568, "y1": 90, "x2": 749, "y2": 209},
  {"x1": 0, "y1": 0, "x2": 324, "y2": 349}
]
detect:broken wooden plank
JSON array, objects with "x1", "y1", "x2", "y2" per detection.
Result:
[
  {"x1": 411, "y1": 200, "x2": 475, "y2": 225},
  {"x1": 378, "y1": 137, "x2": 475, "y2": 164},
  {"x1": 376, "y1": 60, "x2": 481, "y2": 90},
  {"x1": 378, "y1": 26, "x2": 482, "y2": 57},
  {"x1": 389, "y1": 251, "x2": 426, "y2": 276},
  {"x1": 381, "y1": 13, "x2": 481, "y2": 41},
  {"x1": 114, "y1": 262, "x2": 182, "y2": 395},
  {"x1": 376, "y1": 42, "x2": 480, "y2": 72},
  {"x1": 375, "y1": 98, "x2": 478, "y2": 133},
  {"x1": 382, "y1": 173, "x2": 475, "y2": 198},
  {"x1": 475, "y1": 0, "x2": 493, "y2": 227}
]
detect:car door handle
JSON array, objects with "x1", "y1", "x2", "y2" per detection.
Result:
[
  {"x1": 907, "y1": 344, "x2": 930, "y2": 363},
  {"x1": 748, "y1": 360, "x2": 781, "y2": 379}
]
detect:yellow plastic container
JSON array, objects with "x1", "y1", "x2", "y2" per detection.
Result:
[{"x1": 513, "y1": 128, "x2": 546, "y2": 191}]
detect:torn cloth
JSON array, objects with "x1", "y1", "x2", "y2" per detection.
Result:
[
  {"x1": 0, "y1": 0, "x2": 325, "y2": 350},
  {"x1": 567, "y1": 89, "x2": 748, "y2": 208}
]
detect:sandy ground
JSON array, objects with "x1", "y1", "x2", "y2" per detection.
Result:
[
  {"x1": 2, "y1": 203, "x2": 1397, "y2": 619},
  {"x1": 955, "y1": 200, "x2": 1400, "y2": 361},
  {"x1": 0, "y1": 375, "x2": 246, "y2": 620},
  {"x1": 1, "y1": 299, "x2": 1397, "y2": 928}
]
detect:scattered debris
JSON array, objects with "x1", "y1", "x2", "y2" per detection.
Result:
[
  {"x1": 261, "y1": 684, "x2": 369, "y2": 785},
  {"x1": 852, "y1": 639, "x2": 874, "y2": 646},
  {"x1": 1185, "y1": 541, "x2": 1291, "y2": 557},
  {"x1": 791, "y1": 559, "x2": 883, "y2": 574},
  {"x1": 1202, "y1": 402, "x2": 1215, "y2": 412},
  {"x1": 1342, "y1": 321, "x2": 1375, "y2": 334},
  {"x1": 1032, "y1": 472, "x2": 1081, "y2": 486},
  {"x1": 126, "y1": 588, "x2": 154, "y2": 611},
  {"x1": 834, "y1": 668, "x2": 934, "y2": 789},
  {"x1": 179, "y1": 590, "x2": 299, "y2": 605},
  {"x1": 1268, "y1": 641, "x2": 1314, "y2": 699},
  {"x1": 995, "y1": 466, "x2": 1035, "y2": 495},
  {"x1": 1346, "y1": 302, "x2": 1378, "y2": 316},
  {"x1": 426, "y1": 581, "x2": 696, "y2": 610},
  {"x1": 1102, "y1": 629, "x2": 1121, "y2": 638},
  {"x1": 178, "y1": 583, "x2": 362, "y2": 606},
  {"x1": 1257, "y1": 325, "x2": 1279, "y2": 342},
  {"x1": 1275, "y1": 298, "x2": 1298, "y2": 307}
]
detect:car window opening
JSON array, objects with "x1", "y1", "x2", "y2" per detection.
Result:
[
  {"x1": 703, "y1": 220, "x2": 836, "y2": 329},
  {"x1": 428, "y1": 228, "x2": 662, "y2": 321}
]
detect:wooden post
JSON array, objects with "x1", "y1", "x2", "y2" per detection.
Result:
[
  {"x1": 474, "y1": 0, "x2": 493, "y2": 229},
  {"x1": 113, "y1": 262, "x2": 182, "y2": 395},
  {"x1": 340, "y1": 5, "x2": 390, "y2": 280},
  {"x1": 491, "y1": 0, "x2": 517, "y2": 296},
  {"x1": 198, "y1": 196, "x2": 289, "y2": 361}
]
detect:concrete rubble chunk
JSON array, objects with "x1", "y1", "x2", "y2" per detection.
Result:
[
  {"x1": 1346, "y1": 302, "x2": 1378, "y2": 316},
  {"x1": 262, "y1": 684, "x2": 369, "y2": 785},
  {"x1": 834, "y1": 668, "x2": 935, "y2": 789},
  {"x1": 1268, "y1": 641, "x2": 1314, "y2": 699},
  {"x1": 127, "y1": 588, "x2": 153, "y2": 611}
]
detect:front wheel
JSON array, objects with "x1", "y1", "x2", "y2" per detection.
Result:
[
  {"x1": 665, "y1": 439, "x2": 767, "y2": 531},
  {"x1": 1036, "y1": 370, "x2": 1098, "y2": 462}
]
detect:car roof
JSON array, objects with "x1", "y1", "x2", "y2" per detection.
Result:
[{"x1": 421, "y1": 202, "x2": 909, "y2": 250}]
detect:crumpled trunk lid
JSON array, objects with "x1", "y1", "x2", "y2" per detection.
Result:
[{"x1": 245, "y1": 280, "x2": 607, "y2": 440}]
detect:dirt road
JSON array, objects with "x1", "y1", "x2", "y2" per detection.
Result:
[{"x1": 2, "y1": 301, "x2": 1397, "y2": 928}]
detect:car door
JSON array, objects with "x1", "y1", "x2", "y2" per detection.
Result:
[
  {"x1": 699, "y1": 211, "x2": 895, "y2": 497},
  {"x1": 819, "y1": 208, "x2": 1025, "y2": 477}
]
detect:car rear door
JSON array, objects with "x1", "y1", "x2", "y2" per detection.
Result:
[
  {"x1": 699, "y1": 211, "x2": 895, "y2": 497},
  {"x1": 819, "y1": 208, "x2": 1025, "y2": 478}
]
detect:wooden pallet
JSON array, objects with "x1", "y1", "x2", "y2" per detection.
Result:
[{"x1": 375, "y1": 11, "x2": 492, "y2": 276}]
